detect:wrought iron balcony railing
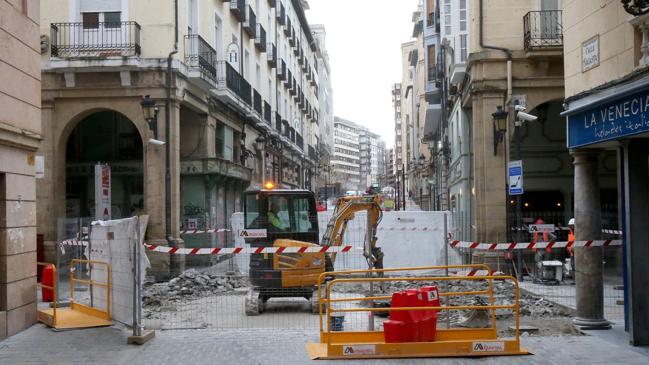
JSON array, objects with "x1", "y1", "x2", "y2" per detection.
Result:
[
  {"x1": 230, "y1": 0, "x2": 246, "y2": 22},
  {"x1": 296, "y1": 133, "x2": 303, "y2": 150},
  {"x1": 285, "y1": 69, "x2": 292, "y2": 87},
  {"x1": 308, "y1": 145, "x2": 317, "y2": 160},
  {"x1": 523, "y1": 10, "x2": 563, "y2": 51},
  {"x1": 243, "y1": 6, "x2": 256, "y2": 38},
  {"x1": 284, "y1": 18, "x2": 292, "y2": 36},
  {"x1": 184, "y1": 34, "x2": 217, "y2": 80},
  {"x1": 217, "y1": 61, "x2": 252, "y2": 106},
  {"x1": 253, "y1": 89, "x2": 262, "y2": 115},
  {"x1": 275, "y1": 112, "x2": 282, "y2": 131},
  {"x1": 255, "y1": 24, "x2": 266, "y2": 51},
  {"x1": 264, "y1": 101, "x2": 272, "y2": 124},
  {"x1": 267, "y1": 43, "x2": 277, "y2": 66},
  {"x1": 277, "y1": 59, "x2": 287, "y2": 80},
  {"x1": 50, "y1": 21, "x2": 141, "y2": 58},
  {"x1": 277, "y1": 2, "x2": 286, "y2": 25}
]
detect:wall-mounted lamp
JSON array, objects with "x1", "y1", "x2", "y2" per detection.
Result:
[{"x1": 492, "y1": 106, "x2": 509, "y2": 155}]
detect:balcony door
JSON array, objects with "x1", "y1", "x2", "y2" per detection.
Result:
[
  {"x1": 540, "y1": 0, "x2": 560, "y2": 40},
  {"x1": 78, "y1": 0, "x2": 125, "y2": 56}
]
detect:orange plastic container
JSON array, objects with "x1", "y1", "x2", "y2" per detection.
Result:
[{"x1": 41, "y1": 264, "x2": 54, "y2": 302}]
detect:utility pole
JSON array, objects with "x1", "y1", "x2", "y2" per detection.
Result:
[{"x1": 515, "y1": 119, "x2": 523, "y2": 281}]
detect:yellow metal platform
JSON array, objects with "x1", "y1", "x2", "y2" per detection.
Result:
[
  {"x1": 307, "y1": 265, "x2": 532, "y2": 360},
  {"x1": 38, "y1": 303, "x2": 112, "y2": 330},
  {"x1": 306, "y1": 329, "x2": 530, "y2": 359},
  {"x1": 37, "y1": 260, "x2": 113, "y2": 331}
]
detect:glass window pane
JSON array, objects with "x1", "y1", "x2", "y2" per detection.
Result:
[
  {"x1": 292, "y1": 197, "x2": 313, "y2": 233},
  {"x1": 82, "y1": 12, "x2": 99, "y2": 29},
  {"x1": 104, "y1": 11, "x2": 121, "y2": 28},
  {"x1": 244, "y1": 194, "x2": 260, "y2": 228}
]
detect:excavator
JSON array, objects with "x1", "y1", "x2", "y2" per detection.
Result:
[{"x1": 242, "y1": 183, "x2": 383, "y2": 315}]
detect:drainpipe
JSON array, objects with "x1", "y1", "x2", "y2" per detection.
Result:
[
  {"x1": 165, "y1": 0, "x2": 179, "y2": 245},
  {"x1": 479, "y1": 0, "x2": 512, "y2": 104}
]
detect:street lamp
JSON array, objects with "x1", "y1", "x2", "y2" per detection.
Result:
[
  {"x1": 492, "y1": 106, "x2": 509, "y2": 155},
  {"x1": 255, "y1": 135, "x2": 266, "y2": 183},
  {"x1": 140, "y1": 95, "x2": 160, "y2": 140}
]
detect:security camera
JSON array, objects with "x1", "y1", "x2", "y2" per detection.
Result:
[
  {"x1": 148, "y1": 138, "x2": 166, "y2": 146},
  {"x1": 516, "y1": 111, "x2": 538, "y2": 122},
  {"x1": 514, "y1": 105, "x2": 526, "y2": 112}
]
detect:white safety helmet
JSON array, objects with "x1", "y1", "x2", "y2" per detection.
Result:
[{"x1": 568, "y1": 218, "x2": 575, "y2": 226}]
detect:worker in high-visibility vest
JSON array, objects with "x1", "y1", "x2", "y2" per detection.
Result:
[
  {"x1": 567, "y1": 218, "x2": 575, "y2": 269},
  {"x1": 268, "y1": 202, "x2": 287, "y2": 231}
]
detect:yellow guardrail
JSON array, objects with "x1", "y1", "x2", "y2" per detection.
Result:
[
  {"x1": 37, "y1": 262, "x2": 58, "y2": 327},
  {"x1": 315, "y1": 264, "x2": 498, "y2": 334},
  {"x1": 70, "y1": 259, "x2": 112, "y2": 319}
]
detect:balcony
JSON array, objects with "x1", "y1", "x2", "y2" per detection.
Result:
[
  {"x1": 306, "y1": 64, "x2": 312, "y2": 81},
  {"x1": 230, "y1": 0, "x2": 246, "y2": 22},
  {"x1": 277, "y1": 59, "x2": 287, "y2": 80},
  {"x1": 267, "y1": 43, "x2": 277, "y2": 66},
  {"x1": 523, "y1": 10, "x2": 563, "y2": 52},
  {"x1": 288, "y1": 27, "x2": 296, "y2": 47},
  {"x1": 289, "y1": 77, "x2": 297, "y2": 96},
  {"x1": 308, "y1": 145, "x2": 317, "y2": 160},
  {"x1": 50, "y1": 21, "x2": 141, "y2": 58},
  {"x1": 293, "y1": 85, "x2": 300, "y2": 100},
  {"x1": 285, "y1": 69, "x2": 292, "y2": 87},
  {"x1": 296, "y1": 133, "x2": 303, "y2": 150},
  {"x1": 277, "y1": 2, "x2": 286, "y2": 25},
  {"x1": 181, "y1": 158, "x2": 252, "y2": 182},
  {"x1": 289, "y1": 127, "x2": 296, "y2": 143},
  {"x1": 284, "y1": 17, "x2": 292, "y2": 36},
  {"x1": 215, "y1": 61, "x2": 252, "y2": 107},
  {"x1": 275, "y1": 112, "x2": 282, "y2": 131},
  {"x1": 184, "y1": 34, "x2": 217, "y2": 82},
  {"x1": 243, "y1": 6, "x2": 256, "y2": 38},
  {"x1": 264, "y1": 101, "x2": 272, "y2": 124},
  {"x1": 293, "y1": 39, "x2": 300, "y2": 56},
  {"x1": 255, "y1": 24, "x2": 266, "y2": 51},
  {"x1": 253, "y1": 89, "x2": 262, "y2": 115}
]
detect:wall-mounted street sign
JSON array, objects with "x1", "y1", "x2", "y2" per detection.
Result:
[
  {"x1": 567, "y1": 86, "x2": 649, "y2": 148},
  {"x1": 508, "y1": 160, "x2": 523, "y2": 196}
]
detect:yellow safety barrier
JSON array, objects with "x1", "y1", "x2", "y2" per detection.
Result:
[
  {"x1": 306, "y1": 265, "x2": 530, "y2": 359},
  {"x1": 37, "y1": 259, "x2": 113, "y2": 330}
]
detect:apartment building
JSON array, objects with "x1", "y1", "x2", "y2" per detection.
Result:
[
  {"x1": 311, "y1": 24, "x2": 334, "y2": 192},
  {"x1": 332, "y1": 117, "x2": 360, "y2": 191},
  {"x1": 0, "y1": 0, "x2": 40, "y2": 340},
  {"x1": 386, "y1": 148, "x2": 396, "y2": 188},
  {"x1": 358, "y1": 128, "x2": 385, "y2": 189},
  {"x1": 561, "y1": 0, "x2": 649, "y2": 344},
  {"x1": 38, "y1": 0, "x2": 322, "y2": 273}
]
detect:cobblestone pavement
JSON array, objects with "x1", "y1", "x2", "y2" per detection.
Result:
[{"x1": 1, "y1": 324, "x2": 649, "y2": 365}]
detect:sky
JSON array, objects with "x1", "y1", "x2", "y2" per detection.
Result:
[{"x1": 306, "y1": 0, "x2": 420, "y2": 149}]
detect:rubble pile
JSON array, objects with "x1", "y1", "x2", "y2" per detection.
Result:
[{"x1": 143, "y1": 269, "x2": 249, "y2": 310}]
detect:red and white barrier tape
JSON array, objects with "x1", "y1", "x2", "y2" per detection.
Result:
[
  {"x1": 59, "y1": 239, "x2": 88, "y2": 246},
  {"x1": 449, "y1": 239, "x2": 621, "y2": 250},
  {"x1": 179, "y1": 228, "x2": 231, "y2": 235},
  {"x1": 510, "y1": 226, "x2": 622, "y2": 236},
  {"x1": 143, "y1": 244, "x2": 357, "y2": 255}
]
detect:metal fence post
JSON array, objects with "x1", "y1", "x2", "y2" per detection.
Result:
[{"x1": 133, "y1": 218, "x2": 142, "y2": 337}]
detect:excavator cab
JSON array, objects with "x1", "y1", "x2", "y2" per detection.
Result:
[{"x1": 242, "y1": 186, "x2": 383, "y2": 315}]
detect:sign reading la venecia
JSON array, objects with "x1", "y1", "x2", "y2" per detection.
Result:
[
  {"x1": 568, "y1": 87, "x2": 649, "y2": 148},
  {"x1": 582, "y1": 35, "x2": 599, "y2": 72}
]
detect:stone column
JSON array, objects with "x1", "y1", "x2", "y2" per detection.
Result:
[{"x1": 572, "y1": 150, "x2": 610, "y2": 329}]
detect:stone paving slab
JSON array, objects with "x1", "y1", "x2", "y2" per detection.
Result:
[{"x1": 1, "y1": 324, "x2": 648, "y2": 365}]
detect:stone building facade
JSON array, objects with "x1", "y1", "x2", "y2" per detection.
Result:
[
  {"x1": 38, "y1": 0, "x2": 322, "y2": 274},
  {"x1": 0, "y1": 0, "x2": 41, "y2": 340}
]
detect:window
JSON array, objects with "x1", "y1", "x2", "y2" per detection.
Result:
[
  {"x1": 104, "y1": 12, "x2": 121, "y2": 28},
  {"x1": 244, "y1": 50, "x2": 250, "y2": 78},
  {"x1": 244, "y1": 194, "x2": 260, "y2": 229},
  {"x1": 444, "y1": 0, "x2": 451, "y2": 35},
  {"x1": 256, "y1": 63, "x2": 261, "y2": 88},
  {"x1": 214, "y1": 14, "x2": 223, "y2": 55},
  {"x1": 460, "y1": 0, "x2": 467, "y2": 31},
  {"x1": 188, "y1": 0, "x2": 198, "y2": 35},
  {"x1": 82, "y1": 12, "x2": 99, "y2": 29},
  {"x1": 460, "y1": 34, "x2": 468, "y2": 62},
  {"x1": 427, "y1": 45, "x2": 436, "y2": 81},
  {"x1": 216, "y1": 123, "x2": 234, "y2": 161},
  {"x1": 293, "y1": 197, "x2": 314, "y2": 233}
]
